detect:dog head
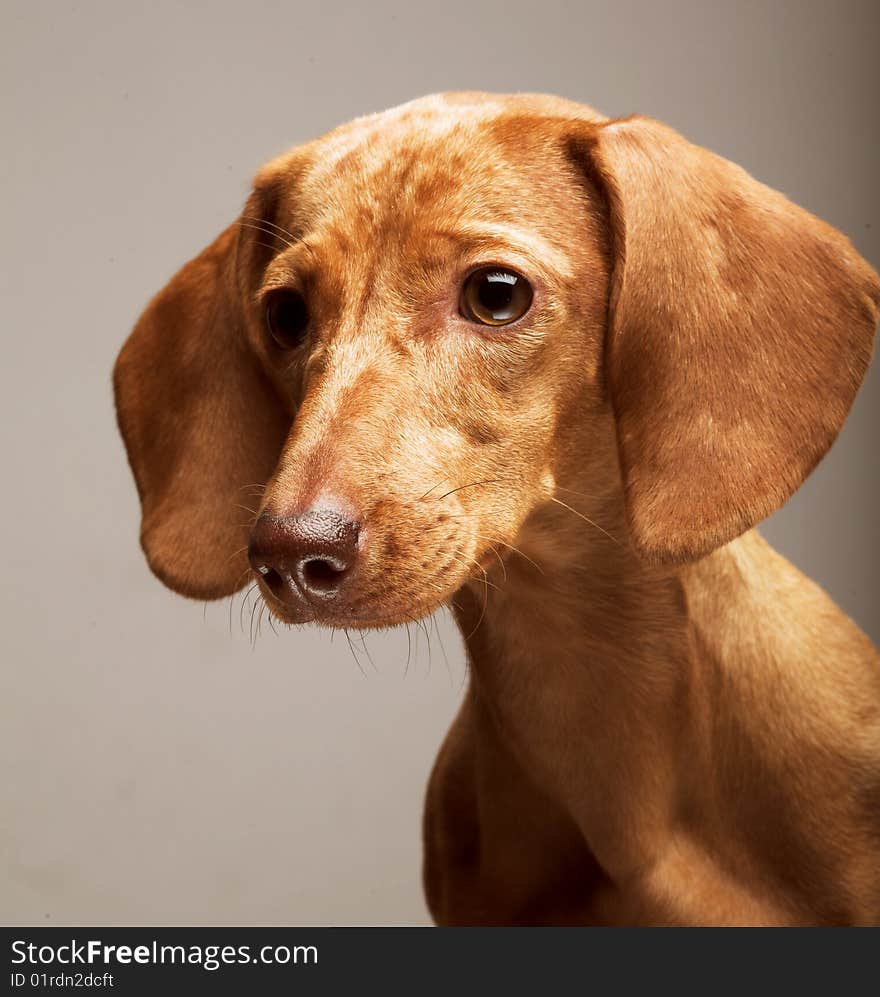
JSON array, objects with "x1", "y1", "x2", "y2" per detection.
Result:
[{"x1": 114, "y1": 92, "x2": 879, "y2": 626}]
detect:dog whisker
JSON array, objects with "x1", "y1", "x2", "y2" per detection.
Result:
[
  {"x1": 237, "y1": 218, "x2": 297, "y2": 251},
  {"x1": 431, "y1": 612, "x2": 454, "y2": 688},
  {"x1": 463, "y1": 575, "x2": 489, "y2": 642},
  {"x1": 239, "y1": 214, "x2": 302, "y2": 247},
  {"x1": 450, "y1": 550, "x2": 502, "y2": 593},
  {"x1": 403, "y1": 621, "x2": 413, "y2": 677},
  {"x1": 482, "y1": 535, "x2": 544, "y2": 575},
  {"x1": 414, "y1": 616, "x2": 432, "y2": 677},
  {"x1": 549, "y1": 496, "x2": 623, "y2": 547},
  {"x1": 420, "y1": 478, "x2": 449, "y2": 500},
  {"x1": 226, "y1": 567, "x2": 257, "y2": 636},
  {"x1": 251, "y1": 238, "x2": 284, "y2": 256},
  {"x1": 238, "y1": 582, "x2": 258, "y2": 636},
  {"x1": 473, "y1": 536, "x2": 508, "y2": 582},
  {"x1": 553, "y1": 484, "x2": 608, "y2": 501},
  {"x1": 435, "y1": 478, "x2": 504, "y2": 501},
  {"x1": 343, "y1": 628, "x2": 368, "y2": 678},
  {"x1": 249, "y1": 589, "x2": 262, "y2": 646},
  {"x1": 355, "y1": 629, "x2": 380, "y2": 673},
  {"x1": 267, "y1": 610, "x2": 279, "y2": 638}
]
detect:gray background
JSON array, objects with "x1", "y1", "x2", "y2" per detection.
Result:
[{"x1": 2, "y1": 0, "x2": 877, "y2": 926}]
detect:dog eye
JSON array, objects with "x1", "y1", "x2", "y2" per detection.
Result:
[
  {"x1": 460, "y1": 268, "x2": 533, "y2": 326},
  {"x1": 265, "y1": 289, "x2": 309, "y2": 349}
]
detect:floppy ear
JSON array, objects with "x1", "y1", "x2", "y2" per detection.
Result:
[
  {"x1": 113, "y1": 193, "x2": 291, "y2": 599},
  {"x1": 579, "y1": 116, "x2": 879, "y2": 562}
]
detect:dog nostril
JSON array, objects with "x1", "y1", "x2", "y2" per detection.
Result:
[
  {"x1": 301, "y1": 557, "x2": 347, "y2": 593},
  {"x1": 260, "y1": 567, "x2": 288, "y2": 599},
  {"x1": 250, "y1": 507, "x2": 360, "y2": 602}
]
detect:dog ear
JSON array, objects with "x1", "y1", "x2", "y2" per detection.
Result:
[
  {"x1": 113, "y1": 181, "x2": 292, "y2": 599},
  {"x1": 577, "y1": 116, "x2": 879, "y2": 563}
]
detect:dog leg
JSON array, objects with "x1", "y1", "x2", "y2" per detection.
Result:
[{"x1": 423, "y1": 686, "x2": 606, "y2": 925}]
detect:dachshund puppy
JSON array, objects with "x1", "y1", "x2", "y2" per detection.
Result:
[{"x1": 114, "y1": 93, "x2": 880, "y2": 925}]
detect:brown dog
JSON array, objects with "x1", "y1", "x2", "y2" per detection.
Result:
[{"x1": 114, "y1": 93, "x2": 880, "y2": 925}]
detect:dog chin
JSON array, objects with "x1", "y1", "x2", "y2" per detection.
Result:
[{"x1": 261, "y1": 590, "x2": 444, "y2": 631}]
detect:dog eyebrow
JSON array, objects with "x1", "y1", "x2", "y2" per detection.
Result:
[{"x1": 437, "y1": 221, "x2": 573, "y2": 278}]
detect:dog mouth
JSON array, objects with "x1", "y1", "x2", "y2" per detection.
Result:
[{"x1": 256, "y1": 584, "x2": 448, "y2": 630}]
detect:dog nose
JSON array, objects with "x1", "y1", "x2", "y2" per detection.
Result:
[{"x1": 248, "y1": 507, "x2": 360, "y2": 601}]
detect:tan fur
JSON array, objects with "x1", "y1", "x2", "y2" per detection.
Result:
[{"x1": 114, "y1": 93, "x2": 880, "y2": 925}]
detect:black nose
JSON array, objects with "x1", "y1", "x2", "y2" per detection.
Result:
[{"x1": 248, "y1": 508, "x2": 360, "y2": 601}]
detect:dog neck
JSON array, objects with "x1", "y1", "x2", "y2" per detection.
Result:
[{"x1": 450, "y1": 484, "x2": 696, "y2": 874}]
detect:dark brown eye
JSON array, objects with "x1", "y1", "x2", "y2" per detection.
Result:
[
  {"x1": 461, "y1": 267, "x2": 533, "y2": 326},
  {"x1": 265, "y1": 289, "x2": 309, "y2": 349}
]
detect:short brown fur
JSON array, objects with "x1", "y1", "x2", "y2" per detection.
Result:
[{"x1": 114, "y1": 93, "x2": 880, "y2": 925}]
